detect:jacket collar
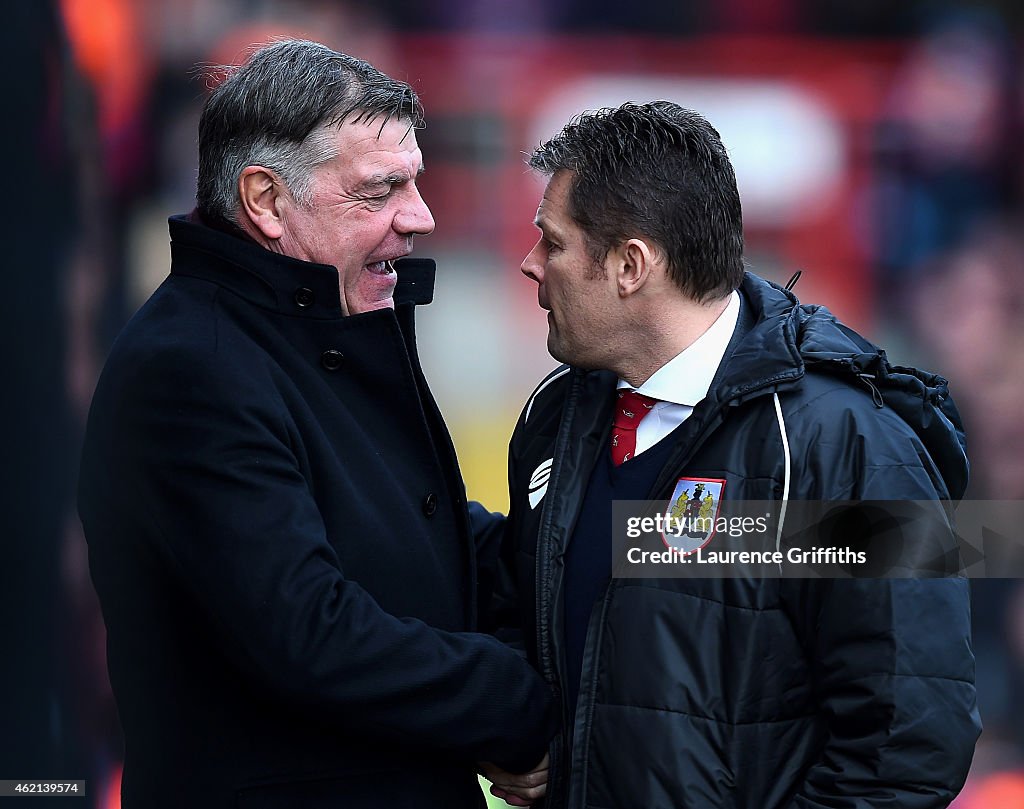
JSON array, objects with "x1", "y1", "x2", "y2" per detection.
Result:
[
  {"x1": 708, "y1": 272, "x2": 805, "y2": 404},
  {"x1": 167, "y1": 214, "x2": 435, "y2": 319}
]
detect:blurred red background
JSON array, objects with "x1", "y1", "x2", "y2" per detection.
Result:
[{"x1": 5, "y1": 1, "x2": 1023, "y2": 805}]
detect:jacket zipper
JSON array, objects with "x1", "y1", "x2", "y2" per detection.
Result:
[
  {"x1": 564, "y1": 390, "x2": 758, "y2": 805},
  {"x1": 535, "y1": 370, "x2": 587, "y2": 804},
  {"x1": 567, "y1": 583, "x2": 616, "y2": 809}
]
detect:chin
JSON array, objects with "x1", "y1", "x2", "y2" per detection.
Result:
[
  {"x1": 548, "y1": 334, "x2": 602, "y2": 370},
  {"x1": 547, "y1": 334, "x2": 573, "y2": 365}
]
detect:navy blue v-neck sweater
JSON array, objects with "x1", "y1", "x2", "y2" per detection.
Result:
[{"x1": 562, "y1": 428, "x2": 679, "y2": 718}]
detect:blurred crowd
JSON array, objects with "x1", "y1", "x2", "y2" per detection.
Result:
[{"x1": 6, "y1": 1, "x2": 1024, "y2": 805}]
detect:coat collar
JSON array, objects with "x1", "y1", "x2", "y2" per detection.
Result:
[
  {"x1": 168, "y1": 214, "x2": 435, "y2": 319},
  {"x1": 708, "y1": 272, "x2": 805, "y2": 404}
]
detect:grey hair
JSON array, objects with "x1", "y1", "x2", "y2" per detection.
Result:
[{"x1": 196, "y1": 39, "x2": 423, "y2": 224}]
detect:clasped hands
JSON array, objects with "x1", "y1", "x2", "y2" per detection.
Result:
[{"x1": 479, "y1": 753, "x2": 549, "y2": 806}]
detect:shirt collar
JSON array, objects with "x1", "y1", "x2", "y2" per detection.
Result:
[{"x1": 617, "y1": 290, "x2": 741, "y2": 406}]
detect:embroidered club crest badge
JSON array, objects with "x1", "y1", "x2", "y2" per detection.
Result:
[{"x1": 662, "y1": 477, "x2": 726, "y2": 553}]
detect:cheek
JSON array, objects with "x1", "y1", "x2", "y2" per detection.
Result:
[
  {"x1": 356, "y1": 212, "x2": 396, "y2": 245},
  {"x1": 288, "y1": 213, "x2": 328, "y2": 259}
]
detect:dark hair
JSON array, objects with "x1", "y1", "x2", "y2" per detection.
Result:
[
  {"x1": 528, "y1": 101, "x2": 744, "y2": 301},
  {"x1": 197, "y1": 39, "x2": 424, "y2": 223}
]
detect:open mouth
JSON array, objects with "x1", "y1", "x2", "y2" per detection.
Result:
[{"x1": 365, "y1": 260, "x2": 396, "y2": 276}]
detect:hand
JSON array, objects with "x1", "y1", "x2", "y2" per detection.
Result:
[{"x1": 480, "y1": 753, "x2": 549, "y2": 807}]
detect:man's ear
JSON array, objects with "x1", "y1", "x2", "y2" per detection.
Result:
[
  {"x1": 238, "y1": 166, "x2": 285, "y2": 241},
  {"x1": 615, "y1": 238, "x2": 658, "y2": 298}
]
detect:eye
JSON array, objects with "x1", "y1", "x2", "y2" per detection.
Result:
[
  {"x1": 362, "y1": 178, "x2": 404, "y2": 209},
  {"x1": 364, "y1": 190, "x2": 392, "y2": 209}
]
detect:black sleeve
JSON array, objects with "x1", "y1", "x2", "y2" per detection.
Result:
[
  {"x1": 479, "y1": 403, "x2": 535, "y2": 651},
  {"x1": 782, "y1": 398, "x2": 980, "y2": 807},
  {"x1": 785, "y1": 577, "x2": 979, "y2": 808},
  {"x1": 114, "y1": 351, "x2": 554, "y2": 773},
  {"x1": 468, "y1": 500, "x2": 508, "y2": 630}
]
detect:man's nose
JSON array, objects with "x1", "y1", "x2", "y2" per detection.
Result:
[
  {"x1": 395, "y1": 188, "x2": 435, "y2": 236},
  {"x1": 521, "y1": 241, "x2": 544, "y2": 283}
]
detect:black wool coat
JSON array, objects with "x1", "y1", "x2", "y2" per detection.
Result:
[{"x1": 79, "y1": 216, "x2": 554, "y2": 808}]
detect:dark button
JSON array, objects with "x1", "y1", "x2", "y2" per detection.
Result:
[
  {"x1": 294, "y1": 287, "x2": 315, "y2": 308},
  {"x1": 422, "y1": 493, "x2": 438, "y2": 517},
  {"x1": 320, "y1": 350, "x2": 344, "y2": 371}
]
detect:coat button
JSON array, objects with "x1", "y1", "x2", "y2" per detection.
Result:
[
  {"x1": 321, "y1": 350, "x2": 344, "y2": 371},
  {"x1": 422, "y1": 493, "x2": 438, "y2": 517},
  {"x1": 294, "y1": 287, "x2": 315, "y2": 308}
]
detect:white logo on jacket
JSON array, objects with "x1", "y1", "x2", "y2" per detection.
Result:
[{"x1": 528, "y1": 458, "x2": 554, "y2": 510}]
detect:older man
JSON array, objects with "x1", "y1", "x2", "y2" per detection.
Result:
[
  {"x1": 485, "y1": 102, "x2": 979, "y2": 808},
  {"x1": 78, "y1": 40, "x2": 553, "y2": 808}
]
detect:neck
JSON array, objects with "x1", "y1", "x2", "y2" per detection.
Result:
[{"x1": 614, "y1": 292, "x2": 732, "y2": 388}]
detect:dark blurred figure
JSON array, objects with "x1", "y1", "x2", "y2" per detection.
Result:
[
  {"x1": 910, "y1": 219, "x2": 1024, "y2": 790},
  {"x1": 872, "y1": 11, "x2": 1018, "y2": 317},
  {"x1": 880, "y1": 22, "x2": 1024, "y2": 794},
  {"x1": 910, "y1": 219, "x2": 1024, "y2": 499},
  {"x1": 0, "y1": 0, "x2": 87, "y2": 799}
]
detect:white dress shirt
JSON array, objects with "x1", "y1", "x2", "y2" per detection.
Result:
[{"x1": 617, "y1": 290, "x2": 740, "y2": 457}]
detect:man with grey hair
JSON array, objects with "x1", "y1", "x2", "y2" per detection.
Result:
[{"x1": 79, "y1": 39, "x2": 553, "y2": 808}]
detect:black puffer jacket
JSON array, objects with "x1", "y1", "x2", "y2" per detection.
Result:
[{"x1": 497, "y1": 273, "x2": 980, "y2": 809}]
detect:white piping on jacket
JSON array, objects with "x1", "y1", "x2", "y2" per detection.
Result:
[
  {"x1": 773, "y1": 392, "x2": 791, "y2": 560},
  {"x1": 525, "y1": 367, "x2": 571, "y2": 424}
]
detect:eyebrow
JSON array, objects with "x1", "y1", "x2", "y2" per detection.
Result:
[
  {"x1": 534, "y1": 214, "x2": 562, "y2": 240},
  {"x1": 356, "y1": 164, "x2": 426, "y2": 195}
]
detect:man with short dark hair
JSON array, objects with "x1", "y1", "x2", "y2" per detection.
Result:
[
  {"x1": 484, "y1": 102, "x2": 979, "y2": 808},
  {"x1": 78, "y1": 40, "x2": 553, "y2": 808}
]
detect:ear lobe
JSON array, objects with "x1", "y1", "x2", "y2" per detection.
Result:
[
  {"x1": 617, "y1": 238, "x2": 655, "y2": 298},
  {"x1": 239, "y1": 166, "x2": 284, "y2": 241}
]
